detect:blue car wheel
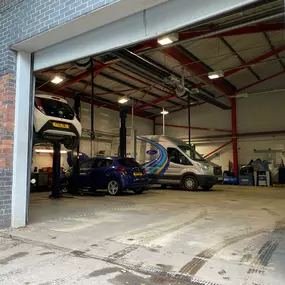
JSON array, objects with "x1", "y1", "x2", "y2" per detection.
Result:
[{"x1": 107, "y1": 180, "x2": 120, "y2": 196}]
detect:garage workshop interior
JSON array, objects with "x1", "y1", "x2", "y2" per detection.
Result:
[
  {"x1": 2, "y1": 0, "x2": 285, "y2": 284},
  {"x1": 31, "y1": 1, "x2": 285, "y2": 197}
]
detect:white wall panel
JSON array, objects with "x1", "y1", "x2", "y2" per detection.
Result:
[
  {"x1": 157, "y1": 102, "x2": 232, "y2": 138},
  {"x1": 80, "y1": 103, "x2": 153, "y2": 135},
  {"x1": 237, "y1": 90, "x2": 285, "y2": 133},
  {"x1": 156, "y1": 89, "x2": 285, "y2": 173},
  {"x1": 244, "y1": 74, "x2": 285, "y2": 94},
  {"x1": 80, "y1": 102, "x2": 153, "y2": 157},
  {"x1": 32, "y1": 152, "x2": 69, "y2": 170},
  {"x1": 196, "y1": 143, "x2": 233, "y2": 171}
]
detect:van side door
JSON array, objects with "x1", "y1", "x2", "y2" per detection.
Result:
[{"x1": 164, "y1": 148, "x2": 192, "y2": 183}]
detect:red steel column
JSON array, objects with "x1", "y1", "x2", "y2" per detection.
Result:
[{"x1": 231, "y1": 98, "x2": 238, "y2": 175}]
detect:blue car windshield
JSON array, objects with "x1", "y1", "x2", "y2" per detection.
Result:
[{"x1": 118, "y1": 158, "x2": 140, "y2": 167}]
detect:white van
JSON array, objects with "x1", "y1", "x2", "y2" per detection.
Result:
[
  {"x1": 111, "y1": 135, "x2": 223, "y2": 190},
  {"x1": 34, "y1": 94, "x2": 82, "y2": 149}
]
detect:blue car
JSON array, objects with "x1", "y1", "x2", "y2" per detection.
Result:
[{"x1": 64, "y1": 156, "x2": 148, "y2": 195}]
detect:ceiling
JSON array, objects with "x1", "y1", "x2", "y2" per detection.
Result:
[{"x1": 35, "y1": 0, "x2": 285, "y2": 119}]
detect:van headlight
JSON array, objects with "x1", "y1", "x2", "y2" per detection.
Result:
[{"x1": 198, "y1": 163, "x2": 212, "y2": 171}]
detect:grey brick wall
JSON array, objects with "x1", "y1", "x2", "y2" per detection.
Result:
[
  {"x1": 0, "y1": 0, "x2": 116, "y2": 227},
  {"x1": 0, "y1": 168, "x2": 13, "y2": 227},
  {"x1": 0, "y1": 0, "x2": 117, "y2": 76}
]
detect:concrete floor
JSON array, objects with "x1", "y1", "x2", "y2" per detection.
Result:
[{"x1": 1, "y1": 186, "x2": 285, "y2": 284}]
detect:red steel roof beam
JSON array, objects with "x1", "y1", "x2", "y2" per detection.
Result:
[
  {"x1": 134, "y1": 88, "x2": 152, "y2": 108},
  {"x1": 95, "y1": 88, "x2": 145, "y2": 96},
  {"x1": 108, "y1": 66, "x2": 181, "y2": 101},
  {"x1": 38, "y1": 85, "x2": 150, "y2": 119},
  {"x1": 53, "y1": 63, "x2": 112, "y2": 93},
  {"x1": 163, "y1": 47, "x2": 235, "y2": 98},
  {"x1": 136, "y1": 94, "x2": 175, "y2": 111},
  {"x1": 225, "y1": 45, "x2": 285, "y2": 77},
  {"x1": 104, "y1": 65, "x2": 184, "y2": 110},
  {"x1": 207, "y1": 22, "x2": 285, "y2": 38},
  {"x1": 131, "y1": 23, "x2": 285, "y2": 52}
]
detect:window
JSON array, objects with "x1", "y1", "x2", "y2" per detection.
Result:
[
  {"x1": 118, "y1": 158, "x2": 140, "y2": 167},
  {"x1": 179, "y1": 145, "x2": 206, "y2": 162},
  {"x1": 35, "y1": 97, "x2": 74, "y2": 120},
  {"x1": 80, "y1": 159, "x2": 94, "y2": 170},
  {"x1": 167, "y1": 148, "x2": 192, "y2": 165},
  {"x1": 93, "y1": 159, "x2": 113, "y2": 168}
]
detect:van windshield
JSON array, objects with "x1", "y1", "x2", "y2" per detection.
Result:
[{"x1": 179, "y1": 145, "x2": 206, "y2": 162}]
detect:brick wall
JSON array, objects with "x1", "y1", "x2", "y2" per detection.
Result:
[
  {"x1": 0, "y1": 74, "x2": 15, "y2": 227},
  {"x1": 0, "y1": 0, "x2": 116, "y2": 76},
  {"x1": 0, "y1": 0, "x2": 116, "y2": 227}
]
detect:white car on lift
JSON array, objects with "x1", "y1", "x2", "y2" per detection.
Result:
[{"x1": 34, "y1": 94, "x2": 82, "y2": 150}]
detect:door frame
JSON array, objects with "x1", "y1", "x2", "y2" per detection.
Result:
[{"x1": 11, "y1": 0, "x2": 258, "y2": 227}]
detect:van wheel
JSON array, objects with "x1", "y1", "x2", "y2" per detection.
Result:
[
  {"x1": 202, "y1": 185, "x2": 213, "y2": 191},
  {"x1": 182, "y1": 176, "x2": 198, "y2": 191}
]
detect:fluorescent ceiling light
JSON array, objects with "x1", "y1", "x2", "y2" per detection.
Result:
[
  {"x1": 235, "y1": 93, "x2": 248, "y2": 98},
  {"x1": 228, "y1": 93, "x2": 249, "y2": 99},
  {"x1": 158, "y1": 38, "x2": 173, "y2": 45},
  {"x1": 161, "y1": 110, "x2": 169, "y2": 115},
  {"x1": 208, "y1": 70, "x2": 224, "y2": 80},
  {"x1": 51, "y1": 76, "x2": 63, "y2": 84},
  {"x1": 118, "y1": 97, "x2": 129, "y2": 104},
  {"x1": 35, "y1": 149, "x2": 67, "y2": 154},
  {"x1": 157, "y1": 33, "x2": 179, "y2": 46}
]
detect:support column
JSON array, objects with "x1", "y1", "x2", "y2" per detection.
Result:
[
  {"x1": 231, "y1": 98, "x2": 238, "y2": 176},
  {"x1": 73, "y1": 94, "x2": 81, "y2": 187},
  {"x1": 119, "y1": 106, "x2": 127, "y2": 158},
  {"x1": 188, "y1": 94, "x2": 191, "y2": 145},
  {"x1": 130, "y1": 129, "x2": 137, "y2": 160},
  {"x1": 162, "y1": 109, "x2": 166, "y2": 136},
  {"x1": 11, "y1": 51, "x2": 33, "y2": 228},
  {"x1": 51, "y1": 143, "x2": 61, "y2": 199},
  {"x1": 90, "y1": 66, "x2": 95, "y2": 157}
]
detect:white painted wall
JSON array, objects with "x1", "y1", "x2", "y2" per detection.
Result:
[
  {"x1": 80, "y1": 102, "x2": 153, "y2": 136},
  {"x1": 156, "y1": 90, "x2": 285, "y2": 180},
  {"x1": 156, "y1": 102, "x2": 231, "y2": 139},
  {"x1": 237, "y1": 90, "x2": 285, "y2": 133},
  {"x1": 32, "y1": 151, "x2": 69, "y2": 171},
  {"x1": 79, "y1": 102, "x2": 153, "y2": 157}
]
